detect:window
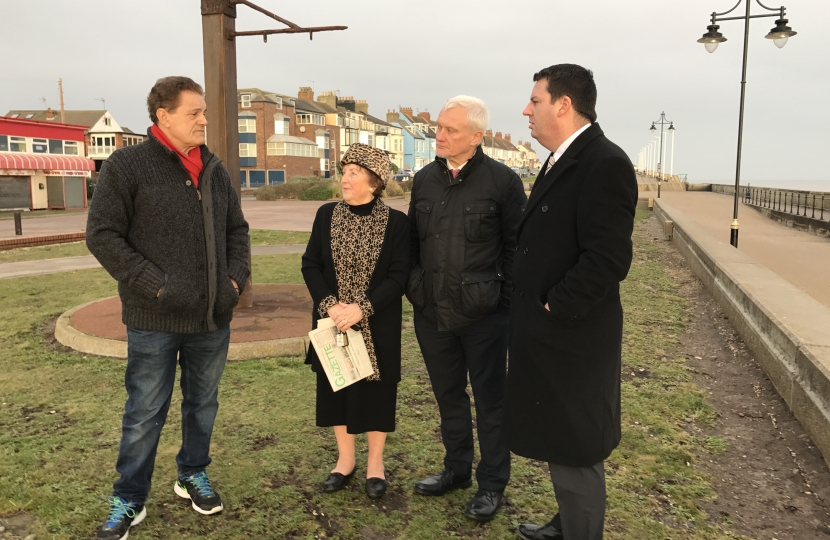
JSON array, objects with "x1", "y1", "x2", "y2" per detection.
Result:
[
  {"x1": 367, "y1": 134, "x2": 373, "y2": 147},
  {"x1": 238, "y1": 118, "x2": 256, "y2": 133},
  {"x1": 49, "y1": 139, "x2": 64, "y2": 154},
  {"x1": 0, "y1": 135, "x2": 7, "y2": 151},
  {"x1": 104, "y1": 117, "x2": 111, "y2": 126},
  {"x1": 64, "y1": 141, "x2": 79, "y2": 155},
  {"x1": 296, "y1": 113, "x2": 324, "y2": 125},
  {"x1": 33, "y1": 138, "x2": 48, "y2": 153},
  {"x1": 239, "y1": 143, "x2": 257, "y2": 157},
  {"x1": 9, "y1": 113, "x2": 19, "y2": 118},
  {"x1": 274, "y1": 117, "x2": 288, "y2": 135},
  {"x1": 10, "y1": 136, "x2": 26, "y2": 152},
  {"x1": 25, "y1": 113, "x2": 34, "y2": 119},
  {"x1": 273, "y1": 96, "x2": 282, "y2": 109},
  {"x1": 241, "y1": 94, "x2": 251, "y2": 108},
  {"x1": 267, "y1": 142, "x2": 316, "y2": 157},
  {"x1": 330, "y1": 160, "x2": 336, "y2": 171}
]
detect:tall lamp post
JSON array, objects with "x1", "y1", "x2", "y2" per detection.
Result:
[
  {"x1": 648, "y1": 112, "x2": 674, "y2": 183},
  {"x1": 697, "y1": 0, "x2": 796, "y2": 248},
  {"x1": 668, "y1": 123, "x2": 676, "y2": 178}
]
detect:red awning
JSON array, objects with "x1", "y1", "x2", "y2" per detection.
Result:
[{"x1": 0, "y1": 154, "x2": 95, "y2": 172}]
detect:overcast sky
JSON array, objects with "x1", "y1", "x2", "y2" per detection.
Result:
[{"x1": 2, "y1": 0, "x2": 827, "y2": 189}]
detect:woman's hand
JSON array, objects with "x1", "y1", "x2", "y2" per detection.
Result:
[
  {"x1": 327, "y1": 304, "x2": 345, "y2": 321},
  {"x1": 333, "y1": 302, "x2": 364, "y2": 332}
]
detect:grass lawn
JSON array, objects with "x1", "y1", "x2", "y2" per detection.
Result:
[
  {"x1": 0, "y1": 215, "x2": 747, "y2": 539},
  {"x1": 0, "y1": 231, "x2": 310, "y2": 264}
]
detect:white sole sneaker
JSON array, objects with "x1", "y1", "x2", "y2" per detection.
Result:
[
  {"x1": 173, "y1": 481, "x2": 224, "y2": 515},
  {"x1": 116, "y1": 506, "x2": 146, "y2": 540}
]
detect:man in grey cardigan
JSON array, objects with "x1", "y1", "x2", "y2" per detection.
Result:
[{"x1": 87, "y1": 76, "x2": 250, "y2": 540}]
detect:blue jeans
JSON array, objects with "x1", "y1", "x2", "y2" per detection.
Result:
[{"x1": 112, "y1": 325, "x2": 230, "y2": 504}]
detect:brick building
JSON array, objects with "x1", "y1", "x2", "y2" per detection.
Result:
[{"x1": 237, "y1": 87, "x2": 340, "y2": 187}]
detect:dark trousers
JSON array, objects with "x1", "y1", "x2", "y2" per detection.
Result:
[
  {"x1": 414, "y1": 309, "x2": 511, "y2": 492},
  {"x1": 549, "y1": 461, "x2": 606, "y2": 540},
  {"x1": 112, "y1": 325, "x2": 230, "y2": 504}
]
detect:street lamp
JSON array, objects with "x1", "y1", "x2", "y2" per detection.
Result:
[
  {"x1": 649, "y1": 112, "x2": 674, "y2": 184},
  {"x1": 697, "y1": 0, "x2": 797, "y2": 248},
  {"x1": 668, "y1": 123, "x2": 676, "y2": 178}
]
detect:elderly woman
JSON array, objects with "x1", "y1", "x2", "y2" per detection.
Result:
[{"x1": 301, "y1": 143, "x2": 410, "y2": 499}]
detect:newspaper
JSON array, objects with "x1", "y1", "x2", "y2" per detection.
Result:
[{"x1": 308, "y1": 317, "x2": 375, "y2": 392}]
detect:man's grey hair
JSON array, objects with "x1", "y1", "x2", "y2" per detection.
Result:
[{"x1": 442, "y1": 95, "x2": 489, "y2": 133}]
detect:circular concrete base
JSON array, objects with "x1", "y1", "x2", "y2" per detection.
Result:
[{"x1": 55, "y1": 284, "x2": 313, "y2": 360}]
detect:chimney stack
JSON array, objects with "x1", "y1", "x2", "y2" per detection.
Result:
[
  {"x1": 485, "y1": 129, "x2": 493, "y2": 137},
  {"x1": 420, "y1": 111, "x2": 431, "y2": 122},
  {"x1": 504, "y1": 133, "x2": 511, "y2": 142},
  {"x1": 45, "y1": 107, "x2": 56, "y2": 121},
  {"x1": 317, "y1": 91, "x2": 337, "y2": 109},
  {"x1": 495, "y1": 131, "x2": 503, "y2": 139},
  {"x1": 338, "y1": 96, "x2": 356, "y2": 112},
  {"x1": 401, "y1": 107, "x2": 413, "y2": 119},
  {"x1": 387, "y1": 110, "x2": 400, "y2": 124},
  {"x1": 524, "y1": 140, "x2": 531, "y2": 149},
  {"x1": 298, "y1": 86, "x2": 314, "y2": 101},
  {"x1": 356, "y1": 99, "x2": 369, "y2": 115}
]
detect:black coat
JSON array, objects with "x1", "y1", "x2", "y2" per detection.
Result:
[
  {"x1": 503, "y1": 123, "x2": 638, "y2": 466},
  {"x1": 407, "y1": 146, "x2": 526, "y2": 331},
  {"x1": 301, "y1": 202, "x2": 410, "y2": 382}
]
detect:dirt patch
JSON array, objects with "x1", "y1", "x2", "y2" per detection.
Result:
[
  {"x1": 645, "y1": 215, "x2": 830, "y2": 539},
  {"x1": 0, "y1": 512, "x2": 38, "y2": 539},
  {"x1": 251, "y1": 433, "x2": 279, "y2": 451}
]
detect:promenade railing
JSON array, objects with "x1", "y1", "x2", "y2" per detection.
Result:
[{"x1": 743, "y1": 187, "x2": 827, "y2": 221}]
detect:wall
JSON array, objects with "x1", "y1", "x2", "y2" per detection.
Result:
[
  {"x1": 654, "y1": 199, "x2": 830, "y2": 468},
  {"x1": 30, "y1": 172, "x2": 48, "y2": 209}
]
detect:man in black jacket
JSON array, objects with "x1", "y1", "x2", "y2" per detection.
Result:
[
  {"x1": 407, "y1": 95, "x2": 526, "y2": 522},
  {"x1": 506, "y1": 65, "x2": 638, "y2": 540},
  {"x1": 86, "y1": 77, "x2": 250, "y2": 540}
]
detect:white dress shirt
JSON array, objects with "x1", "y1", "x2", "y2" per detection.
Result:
[{"x1": 545, "y1": 122, "x2": 592, "y2": 174}]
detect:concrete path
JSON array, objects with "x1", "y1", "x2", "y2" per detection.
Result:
[
  {"x1": 659, "y1": 191, "x2": 830, "y2": 309},
  {"x1": 0, "y1": 244, "x2": 306, "y2": 279},
  {"x1": 0, "y1": 212, "x2": 87, "y2": 240}
]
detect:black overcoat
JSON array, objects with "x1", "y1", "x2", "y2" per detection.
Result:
[
  {"x1": 301, "y1": 202, "x2": 410, "y2": 382},
  {"x1": 503, "y1": 123, "x2": 638, "y2": 466}
]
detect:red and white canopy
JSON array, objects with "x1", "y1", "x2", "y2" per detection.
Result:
[{"x1": 0, "y1": 154, "x2": 95, "y2": 172}]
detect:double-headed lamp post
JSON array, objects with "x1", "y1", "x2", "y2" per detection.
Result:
[
  {"x1": 697, "y1": 0, "x2": 797, "y2": 248},
  {"x1": 649, "y1": 112, "x2": 674, "y2": 184}
]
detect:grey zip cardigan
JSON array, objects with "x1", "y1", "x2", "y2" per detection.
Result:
[{"x1": 86, "y1": 129, "x2": 250, "y2": 333}]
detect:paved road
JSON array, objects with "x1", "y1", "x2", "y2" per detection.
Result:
[
  {"x1": 0, "y1": 198, "x2": 411, "y2": 239},
  {"x1": 659, "y1": 191, "x2": 830, "y2": 309},
  {"x1": 0, "y1": 244, "x2": 306, "y2": 279}
]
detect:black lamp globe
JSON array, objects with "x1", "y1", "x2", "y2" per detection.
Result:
[
  {"x1": 698, "y1": 24, "x2": 727, "y2": 53},
  {"x1": 765, "y1": 18, "x2": 797, "y2": 48}
]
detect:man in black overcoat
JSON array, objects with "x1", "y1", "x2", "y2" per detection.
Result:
[{"x1": 505, "y1": 65, "x2": 637, "y2": 540}]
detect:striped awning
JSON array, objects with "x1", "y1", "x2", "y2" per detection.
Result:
[{"x1": 0, "y1": 153, "x2": 95, "y2": 172}]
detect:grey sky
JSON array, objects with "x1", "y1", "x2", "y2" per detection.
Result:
[{"x1": 2, "y1": 1, "x2": 827, "y2": 189}]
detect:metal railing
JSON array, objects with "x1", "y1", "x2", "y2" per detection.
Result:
[{"x1": 743, "y1": 187, "x2": 827, "y2": 221}]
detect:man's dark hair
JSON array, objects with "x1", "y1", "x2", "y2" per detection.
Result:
[
  {"x1": 533, "y1": 64, "x2": 597, "y2": 123},
  {"x1": 147, "y1": 76, "x2": 204, "y2": 124}
]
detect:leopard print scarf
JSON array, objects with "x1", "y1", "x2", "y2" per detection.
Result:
[{"x1": 325, "y1": 199, "x2": 390, "y2": 381}]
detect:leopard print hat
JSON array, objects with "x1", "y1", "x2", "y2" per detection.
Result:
[{"x1": 339, "y1": 143, "x2": 391, "y2": 189}]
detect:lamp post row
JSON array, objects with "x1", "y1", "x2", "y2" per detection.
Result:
[{"x1": 696, "y1": 0, "x2": 797, "y2": 248}]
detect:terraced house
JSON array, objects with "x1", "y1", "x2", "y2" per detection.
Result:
[{"x1": 237, "y1": 87, "x2": 339, "y2": 187}]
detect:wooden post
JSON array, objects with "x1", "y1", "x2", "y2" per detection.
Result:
[{"x1": 201, "y1": 0, "x2": 253, "y2": 308}]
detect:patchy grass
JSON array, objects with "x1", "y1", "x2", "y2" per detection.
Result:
[
  {"x1": 0, "y1": 242, "x2": 91, "y2": 264},
  {"x1": 248, "y1": 230, "x2": 310, "y2": 246},
  {"x1": 0, "y1": 219, "x2": 747, "y2": 539},
  {"x1": 0, "y1": 231, "x2": 308, "y2": 264}
]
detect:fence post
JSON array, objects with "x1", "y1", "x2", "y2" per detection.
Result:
[
  {"x1": 14, "y1": 212, "x2": 23, "y2": 236},
  {"x1": 812, "y1": 194, "x2": 816, "y2": 218}
]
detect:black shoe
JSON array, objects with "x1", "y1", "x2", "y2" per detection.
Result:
[
  {"x1": 517, "y1": 519, "x2": 564, "y2": 540},
  {"x1": 414, "y1": 469, "x2": 473, "y2": 496},
  {"x1": 365, "y1": 477, "x2": 388, "y2": 499},
  {"x1": 96, "y1": 497, "x2": 146, "y2": 540},
  {"x1": 322, "y1": 468, "x2": 355, "y2": 493},
  {"x1": 464, "y1": 489, "x2": 503, "y2": 522},
  {"x1": 174, "y1": 471, "x2": 223, "y2": 515}
]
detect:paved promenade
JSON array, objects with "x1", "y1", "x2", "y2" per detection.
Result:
[{"x1": 658, "y1": 191, "x2": 830, "y2": 309}]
